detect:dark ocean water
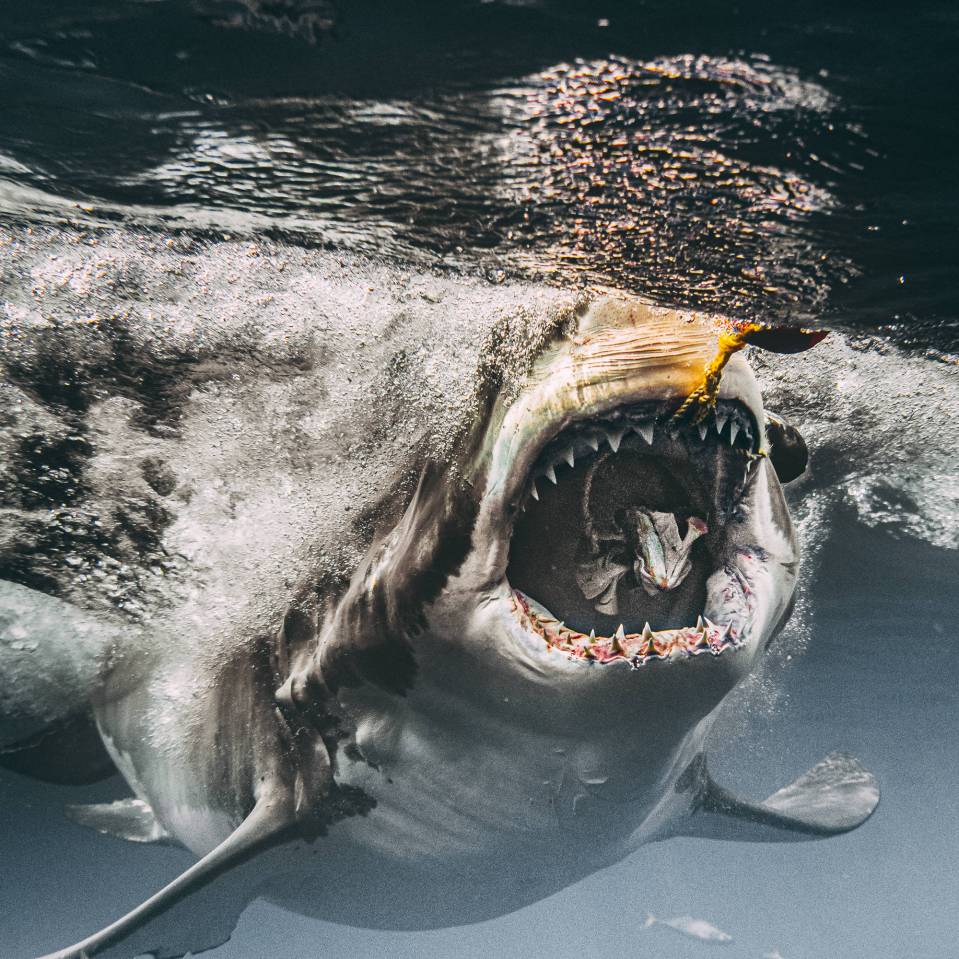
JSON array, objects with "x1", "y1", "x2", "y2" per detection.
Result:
[
  {"x1": 0, "y1": 0, "x2": 957, "y2": 353},
  {"x1": 1, "y1": 3, "x2": 958, "y2": 958}
]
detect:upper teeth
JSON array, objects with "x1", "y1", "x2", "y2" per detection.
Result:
[
  {"x1": 527, "y1": 407, "x2": 755, "y2": 502},
  {"x1": 606, "y1": 428, "x2": 626, "y2": 453},
  {"x1": 634, "y1": 421, "x2": 654, "y2": 445}
]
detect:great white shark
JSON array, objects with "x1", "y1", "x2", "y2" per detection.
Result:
[{"x1": 0, "y1": 236, "x2": 877, "y2": 958}]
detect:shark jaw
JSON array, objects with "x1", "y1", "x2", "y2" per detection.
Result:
[
  {"x1": 502, "y1": 397, "x2": 765, "y2": 668},
  {"x1": 511, "y1": 589, "x2": 740, "y2": 666}
]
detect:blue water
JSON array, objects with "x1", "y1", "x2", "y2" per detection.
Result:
[{"x1": 4, "y1": 515, "x2": 958, "y2": 957}]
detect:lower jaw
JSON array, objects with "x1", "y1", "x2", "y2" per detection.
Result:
[{"x1": 511, "y1": 589, "x2": 746, "y2": 666}]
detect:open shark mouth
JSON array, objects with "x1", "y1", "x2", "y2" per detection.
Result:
[{"x1": 505, "y1": 399, "x2": 762, "y2": 666}]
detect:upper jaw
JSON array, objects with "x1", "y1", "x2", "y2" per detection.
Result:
[
  {"x1": 480, "y1": 349, "x2": 764, "y2": 537},
  {"x1": 470, "y1": 347, "x2": 765, "y2": 589},
  {"x1": 518, "y1": 396, "x2": 762, "y2": 515}
]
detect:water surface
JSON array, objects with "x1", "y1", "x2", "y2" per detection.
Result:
[{"x1": 1, "y1": 0, "x2": 957, "y2": 350}]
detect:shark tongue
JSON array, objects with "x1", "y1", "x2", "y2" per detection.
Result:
[{"x1": 573, "y1": 508, "x2": 707, "y2": 615}]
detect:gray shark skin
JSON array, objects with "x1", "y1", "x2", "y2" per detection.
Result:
[{"x1": 0, "y1": 229, "x2": 878, "y2": 959}]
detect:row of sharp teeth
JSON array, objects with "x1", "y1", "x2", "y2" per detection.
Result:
[
  {"x1": 513, "y1": 590, "x2": 740, "y2": 666},
  {"x1": 529, "y1": 410, "x2": 755, "y2": 500}
]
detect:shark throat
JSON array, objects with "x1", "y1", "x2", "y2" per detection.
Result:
[{"x1": 505, "y1": 399, "x2": 760, "y2": 665}]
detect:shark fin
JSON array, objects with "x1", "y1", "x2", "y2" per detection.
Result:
[
  {"x1": 66, "y1": 798, "x2": 173, "y2": 845},
  {"x1": 677, "y1": 751, "x2": 880, "y2": 842},
  {"x1": 38, "y1": 789, "x2": 298, "y2": 959}
]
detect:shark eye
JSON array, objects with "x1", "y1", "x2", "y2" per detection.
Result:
[{"x1": 765, "y1": 412, "x2": 808, "y2": 484}]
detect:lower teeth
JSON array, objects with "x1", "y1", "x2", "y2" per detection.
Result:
[{"x1": 512, "y1": 590, "x2": 738, "y2": 665}]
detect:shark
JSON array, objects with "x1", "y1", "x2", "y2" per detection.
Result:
[{"x1": 0, "y1": 235, "x2": 878, "y2": 958}]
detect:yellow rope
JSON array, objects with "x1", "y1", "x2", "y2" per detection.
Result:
[{"x1": 672, "y1": 322, "x2": 761, "y2": 424}]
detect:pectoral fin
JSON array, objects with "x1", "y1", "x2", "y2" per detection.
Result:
[
  {"x1": 38, "y1": 789, "x2": 299, "y2": 959},
  {"x1": 66, "y1": 798, "x2": 173, "y2": 845},
  {"x1": 677, "y1": 751, "x2": 880, "y2": 842}
]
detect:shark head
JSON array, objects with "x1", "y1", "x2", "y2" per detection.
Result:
[{"x1": 278, "y1": 298, "x2": 805, "y2": 768}]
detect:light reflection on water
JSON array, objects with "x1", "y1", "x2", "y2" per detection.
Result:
[
  {"x1": 494, "y1": 54, "x2": 857, "y2": 316},
  {"x1": 0, "y1": 21, "x2": 880, "y2": 335},
  {"x1": 0, "y1": 0, "x2": 955, "y2": 351},
  {"x1": 2, "y1": 51, "x2": 864, "y2": 326}
]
